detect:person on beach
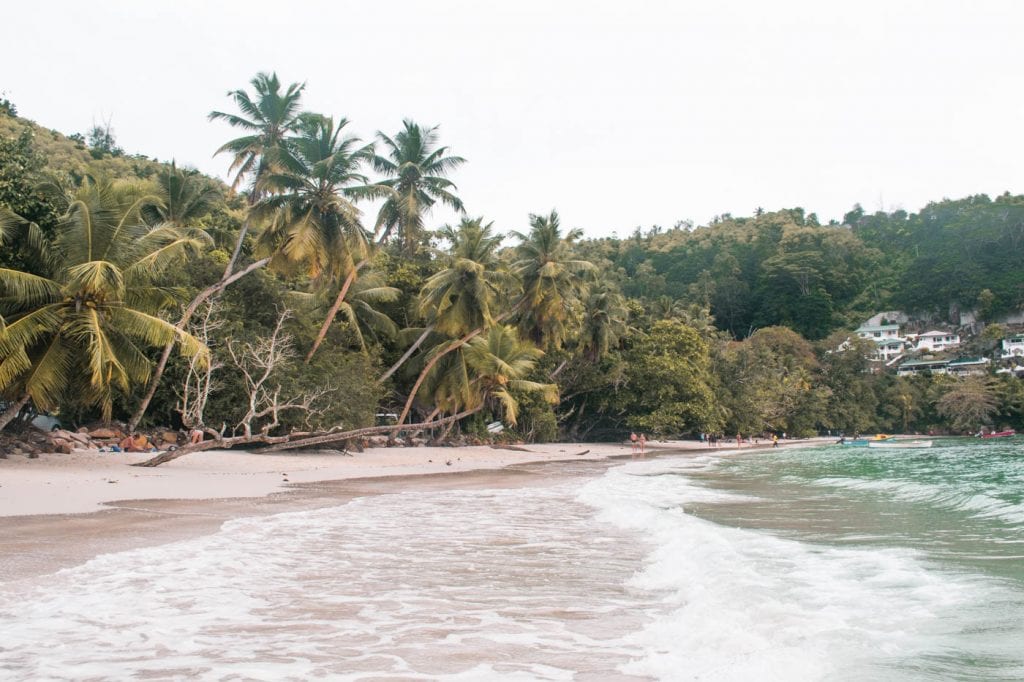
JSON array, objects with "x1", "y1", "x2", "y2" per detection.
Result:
[
  {"x1": 736, "y1": 433, "x2": 742, "y2": 448},
  {"x1": 772, "y1": 434, "x2": 779, "y2": 448},
  {"x1": 630, "y1": 432, "x2": 638, "y2": 454},
  {"x1": 119, "y1": 432, "x2": 153, "y2": 452},
  {"x1": 638, "y1": 433, "x2": 647, "y2": 456}
]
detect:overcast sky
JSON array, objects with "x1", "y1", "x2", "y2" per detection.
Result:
[{"x1": 3, "y1": 0, "x2": 1022, "y2": 238}]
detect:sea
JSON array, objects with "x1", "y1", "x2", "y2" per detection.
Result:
[{"x1": 2, "y1": 439, "x2": 1024, "y2": 681}]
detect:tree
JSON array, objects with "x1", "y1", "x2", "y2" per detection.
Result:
[
  {"x1": 936, "y1": 377, "x2": 999, "y2": 433},
  {"x1": 372, "y1": 120, "x2": 465, "y2": 253},
  {"x1": 254, "y1": 113, "x2": 387, "y2": 361},
  {"x1": 511, "y1": 210, "x2": 595, "y2": 349},
  {"x1": 141, "y1": 161, "x2": 222, "y2": 228},
  {"x1": 129, "y1": 73, "x2": 306, "y2": 428},
  {"x1": 209, "y1": 71, "x2": 306, "y2": 198},
  {"x1": 0, "y1": 179, "x2": 208, "y2": 428},
  {"x1": 613, "y1": 320, "x2": 719, "y2": 436},
  {"x1": 578, "y1": 280, "x2": 630, "y2": 362},
  {"x1": 397, "y1": 217, "x2": 518, "y2": 424}
]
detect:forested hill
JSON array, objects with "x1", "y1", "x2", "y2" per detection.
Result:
[
  {"x1": 578, "y1": 199, "x2": 1024, "y2": 340},
  {"x1": 2, "y1": 82, "x2": 1023, "y2": 443}
]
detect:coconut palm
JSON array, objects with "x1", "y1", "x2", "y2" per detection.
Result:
[
  {"x1": 510, "y1": 210, "x2": 596, "y2": 349},
  {"x1": 255, "y1": 113, "x2": 389, "y2": 362},
  {"x1": 141, "y1": 161, "x2": 222, "y2": 228},
  {"x1": 372, "y1": 120, "x2": 466, "y2": 253},
  {"x1": 396, "y1": 217, "x2": 518, "y2": 424},
  {"x1": 302, "y1": 269, "x2": 400, "y2": 352},
  {"x1": 209, "y1": 72, "x2": 306, "y2": 197},
  {"x1": 424, "y1": 325, "x2": 557, "y2": 432},
  {"x1": 0, "y1": 179, "x2": 208, "y2": 428},
  {"x1": 579, "y1": 281, "x2": 630, "y2": 361}
]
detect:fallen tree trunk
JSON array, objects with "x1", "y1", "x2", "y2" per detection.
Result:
[{"x1": 132, "y1": 406, "x2": 482, "y2": 467}]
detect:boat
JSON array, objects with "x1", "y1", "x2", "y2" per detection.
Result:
[
  {"x1": 838, "y1": 434, "x2": 893, "y2": 447},
  {"x1": 979, "y1": 430, "x2": 1016, "y2": 439},
  {"x1": 867, "y1": 440, "x2": 933, "y2": 449}
]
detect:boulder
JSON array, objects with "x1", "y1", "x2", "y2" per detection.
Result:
[
  {"x1": 89, "y1": 427, "x2": 117, "y2": 439},
  {"x1": 161, "y1": 431, "x2": 179, "y2": 445}
]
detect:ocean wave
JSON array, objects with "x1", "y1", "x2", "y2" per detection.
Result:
[{"x1": 578, "y1": 459, "x2": 1024, "y2": 681}]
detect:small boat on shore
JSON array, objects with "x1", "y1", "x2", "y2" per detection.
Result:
[
  {"x1": 867, "y1": 440, "x2": 933, "y2": 449},
  {"x1": 839, "y1": 435, "x2": 893, "y2": 447},
  {"x1": 979, "y1": 430, "x2": 1016, "y2": 439}
]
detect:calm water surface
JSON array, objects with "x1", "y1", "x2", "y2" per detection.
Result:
[{"x1": 1, "y1": 440, "x2": 1023, "y2": 680}]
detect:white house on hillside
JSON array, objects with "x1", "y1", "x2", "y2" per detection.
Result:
[
  {"x1": 912, "y1": 330, "x2": 960, "y2": 353},
  {"x1": 1002, "y1": 336, "x2": 1024, "y2": 360},
  {"x1": 855, "y1": 324, "x2": 908, "y2": 363}
]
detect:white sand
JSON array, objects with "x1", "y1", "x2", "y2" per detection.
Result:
[{"x1": 0, "y1": 441, "x2": 651, "y2": 517}]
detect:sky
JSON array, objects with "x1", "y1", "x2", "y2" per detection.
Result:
[{"x1": 3, "y1": 0, "x2": 1023, "y2": 238}]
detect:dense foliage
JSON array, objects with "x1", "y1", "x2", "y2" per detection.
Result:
[{"x1": 2, "y1": 75, "x2": 1024, "y2": 441}]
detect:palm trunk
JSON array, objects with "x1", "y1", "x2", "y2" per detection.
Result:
[
  {"x1": 396, "y1": 327, "x2": 486, "y2": 426},
  {"x1": 396, "y1": 306, "x2": 520, "y2": 426},
  {"x1": 128, "y1": 256, "x2": 271, "y2": 431},
  {"x1": 377, "y1": 325, "x2": 434, "y2": 384},
  {"x1": 305, "y1": 260, "x2": 368, "y2": 364},
  {"x1": 0, "y1": 392, "x2": 31, "y2": 432}
]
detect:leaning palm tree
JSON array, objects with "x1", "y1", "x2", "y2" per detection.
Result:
[
  {"x1": 255, "y1": 113, "x2": 389, "y2": 362},
  {"x1": 423, "y1": 325, "x2": 557, "y2": 438},
  {"x1": 301, "y1": 269, "x2": 400, "y2": 353},
  {"x1": 396, "y1": 217, "x2": 518, "y2": 424},
  {"x1": 510, "y1": 210, "x2": 596, "y2": 349},
  {"x1": 0, "y1": 179, "x2": 208, "y2": 429},
  {"x1": 372, "y1": 120, "x2": 466, "y2": 253}
]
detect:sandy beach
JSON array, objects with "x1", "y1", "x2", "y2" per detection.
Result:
[{"x1": 2, "y1": 438, "x2": 753, "y2": 583}]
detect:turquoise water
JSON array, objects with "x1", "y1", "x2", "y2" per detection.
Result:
[{"x1": 676, "y1": 438, "x2": 1024, "y2": 678}]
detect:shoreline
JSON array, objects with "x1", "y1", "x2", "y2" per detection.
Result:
[{"x1": 0, "y1": 439, "x2": 818, "y2": 584}]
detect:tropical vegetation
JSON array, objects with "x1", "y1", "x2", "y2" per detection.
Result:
[{"x1": 3, "y1": 72, "x2": 1024, "y2": 448}]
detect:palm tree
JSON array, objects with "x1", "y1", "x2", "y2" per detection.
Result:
[
  {"x1": 209, "y1": 71, "x2": 306, "y2": 198},
  {"x1": 255, "y1": 113, "x2": 389, "y2": 362},
  {"x1": 423, "y1": 325, "x2": 557, "y2": 437},
  {"x1": 579, "y1": 280, "x2": 630, "y2": 361},
  {"x1": 372, "y1": 120, "x2": 466, "y2": 253},
  {"x1": 396, "y1": 217, "x2": 518, "y2": 424},
  {"x1": 303, "y1": 269, "x2": 400, "y2": 352},
  {"x1": 129, "y1": 75, "x2": 303, "y2": 429},
  {"x1": 209, "y1": 71, "x2": 306, "y2": 277},
  {"x1": 141, "y1": 161, "x2": 222, "y2": 228},
  {"x1": 511, "y1": 210, "x2": 595, "y2": 349},
  {"x1": 0, "y1": 179, "x2": 208, "y2": 428}
]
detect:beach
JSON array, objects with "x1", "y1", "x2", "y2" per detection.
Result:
[
  {"x1": 0, "y1": 439, "x2": 726, "y2": 583},
  {"x1": 4, "y1": 437, "x2": 1023, "y2": 679}
]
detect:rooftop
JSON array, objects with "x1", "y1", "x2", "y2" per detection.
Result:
[{"x1": 856, "y1": 324, "x2": 900, "y2": 333}]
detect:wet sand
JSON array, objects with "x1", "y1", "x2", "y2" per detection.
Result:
[{"x1": 0, "y1": 439, "x2": 810, "y2": 585}]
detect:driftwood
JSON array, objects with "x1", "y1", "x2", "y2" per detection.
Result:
[{"x1": 131, "y1": 407, "x2": 482, "y2": 467}]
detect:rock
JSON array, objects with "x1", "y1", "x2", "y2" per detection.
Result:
[
  {"x1": 409, "y1": 437, "x2": 425, "y2": 447},
  {"x1": 89, "y1": 427, "x2": 117, "y2": 439},
  {"x1": 78, "y1": 427, "x2": 90, "y2": 434},
  {"x1": 366, "y1": 436, "x2": 388, "y2": 447},
  {"x1": 55, "y1": 441, "x2": 73, "y2": 454},
  {"x1": 161, "y1": 431, "x2": 178, "y2": 445},
  {"x1": 27, "y1": 452, "x2": 39, "y2": 459}
]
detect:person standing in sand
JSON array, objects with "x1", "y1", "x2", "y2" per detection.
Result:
[
  {"x1": 772, "y1": 434, "x2": 779, "y2": 448},
  {"x1": 736, "y1": 433, "x2": 742, "y2": 448},
  {"x1": 638, "y1": 433, "x2": 647, "y2": 456}
]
